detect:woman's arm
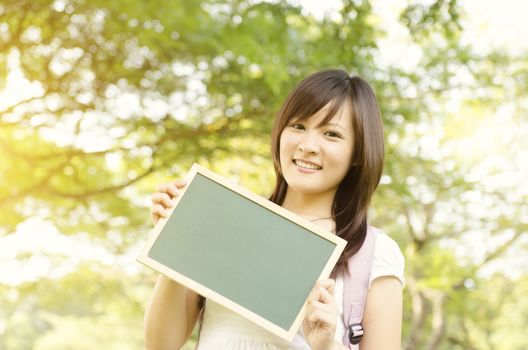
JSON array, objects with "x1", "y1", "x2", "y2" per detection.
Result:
[
  {"x1": 144, "y1": 275, "x2": 201, "y2": 350},
  {"x1": 360, "y1": 276, "x2": 403, "y2": 350},
  {"x1": 144, "y1": 179, "x2": 201, "y2": 350}
]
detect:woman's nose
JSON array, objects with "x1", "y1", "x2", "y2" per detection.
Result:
[{"x1": 298, "y1": 132, "x2": 320, "y2": 154}]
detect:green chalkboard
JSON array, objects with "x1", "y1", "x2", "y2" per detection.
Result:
[{"x1": 137, "y1": 164, "x2": 346, "y2": 341}]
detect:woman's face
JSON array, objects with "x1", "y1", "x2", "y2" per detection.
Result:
[{"x1": 279, "y1": 101, "x2": 355, "y2": 196}]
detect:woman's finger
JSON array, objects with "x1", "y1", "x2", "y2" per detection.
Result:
[
  {"x1": 165, "y1": 183, "x2": 181, "y2": 198},
  {"x1": 150, "y1": 204, "x2": 169, "y2": 218},
  {"x1": 307, "y1": 309, "x2": 336, "y2": 328},
  {"x1": 156, "y1": 183, "x2": 168, "y2": 192},
  {"x1": 157, "y1": 180, "x2": 187, "y2": 196},
  {"x1": 309, "y1": 280, "x2": 336, "y2": 305},
  {"x1": 316, "y1": 285, "x2": 335, "y2": 305},
  {"x1": 317, "y1": 279, "x2": 336, "y2": 295},
  {"x1": 150, "y1": 193, "x2": 173, "y2": 208},
  {"x1": 309, "y1": 299, "x2": 335, "y2": 312},
  {"x1": 172, "y1": 179, "x2": 187, "y2": 189}
]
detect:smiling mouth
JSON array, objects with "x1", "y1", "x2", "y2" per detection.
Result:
[{"x1": 293, "y1": 159, "x2": 322, "y2": 170}]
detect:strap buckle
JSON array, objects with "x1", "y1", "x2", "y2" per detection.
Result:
[{"x1": 348, "y1": 323, "x2": 364, "y2": 345}]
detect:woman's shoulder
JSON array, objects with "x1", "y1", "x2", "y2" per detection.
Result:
[{"x1": 368, "y1": 227, "x2": 405, "y2": 287}]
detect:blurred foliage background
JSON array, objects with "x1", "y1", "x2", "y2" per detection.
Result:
[{"x1": 1, "y1": 0, "x2": 527, "y2": 349}]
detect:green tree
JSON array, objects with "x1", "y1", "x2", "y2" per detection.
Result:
[{"x1": 1, "y1": 0, "x2": 527, "y2": 349}]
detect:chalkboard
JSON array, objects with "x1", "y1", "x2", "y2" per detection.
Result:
[{"x1": 137, "y1": 164, "x2": 346, "y2": 341}]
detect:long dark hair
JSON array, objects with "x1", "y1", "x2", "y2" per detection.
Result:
[{"x1": 269, "y1": 69, "x2": 384, "y2": 278}]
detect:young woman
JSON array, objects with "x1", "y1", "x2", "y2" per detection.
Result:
[{"x1": 144, "y1": 69, "x2": 404, "y2": 350}]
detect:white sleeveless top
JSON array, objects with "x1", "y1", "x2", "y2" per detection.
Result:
[{"x1": 196, "y1": 233, "x2": 405, "y2": 350}]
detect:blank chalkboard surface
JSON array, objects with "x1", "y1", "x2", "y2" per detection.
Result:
[{"x1": 137, "y1": 163, "x2": 346, "y2": 341}]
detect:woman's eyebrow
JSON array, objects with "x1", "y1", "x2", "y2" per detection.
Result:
[{"x1": 320, "y1": 122, "x2": 347, "y2": 131}]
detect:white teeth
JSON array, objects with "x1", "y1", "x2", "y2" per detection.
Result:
[{"x1": 294, "y1": 160, "x2": 322, "y2": 170}]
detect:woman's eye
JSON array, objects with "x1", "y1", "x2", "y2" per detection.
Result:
[
  {"x1": 325, "y1": 131, "x2": 342, "y2": 138},
  {"x1": 291, "y1": 124, "x2": 305, "y2": 130}
]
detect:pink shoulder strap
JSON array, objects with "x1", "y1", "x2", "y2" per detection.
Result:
[{"x1": 341, "y1": 226, "x2": 378, "y2": 349}]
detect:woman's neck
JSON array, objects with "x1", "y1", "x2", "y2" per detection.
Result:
[{"x1": 281, "y1": 187, "x2": 335, "y2": 221}]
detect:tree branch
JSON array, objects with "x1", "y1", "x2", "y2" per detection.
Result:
[
  {"x1": 403, "y1": 277, "x2": 428, "y2": 350},
  {"x1": 453, "y1": 226, "x2": 527, "y2": 290},
  {"x1": 0, "y1": 95, "x2": 47, "y2": 116},
  {"x1": 477, "y1": 228, "x2": 526, "y2": 268},
  {"x1": 0, "y1": 159, "x2": 70, "y2": 206},
  {"x1": 403, "y1": 204, "x2": 426, "y2": 250},
  {"x1": 46, "y1": 164, "x2": 157, "y2": 200},
  {"x1": 424, "y1": 290, "x2": 447, "y2": 350}
]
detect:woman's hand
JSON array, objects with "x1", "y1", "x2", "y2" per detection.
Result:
[
  {"x1": 150, "y1": 180, "x2": 187, "y2": 226},
  {"x1": 302, "y1": 279, "x2": 339, "y2": 350}
]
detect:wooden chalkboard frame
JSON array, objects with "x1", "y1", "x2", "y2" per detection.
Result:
[{"x1": 137, "y1": 163, "x2": 347, "y2": 341}]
